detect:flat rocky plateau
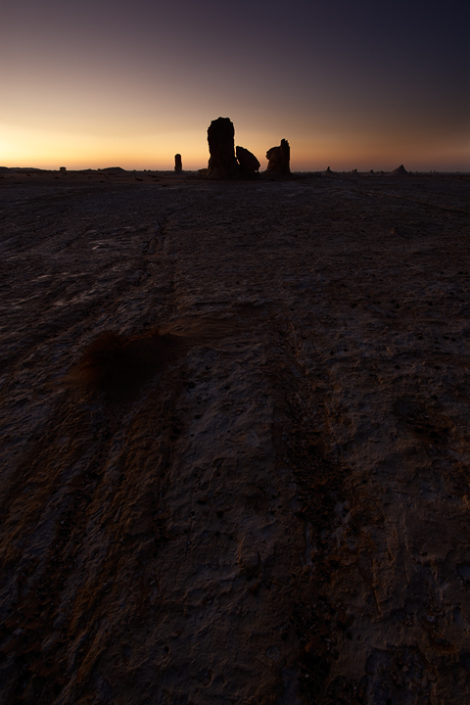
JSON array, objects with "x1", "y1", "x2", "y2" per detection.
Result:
[{"x1": 0, "y1": 170, "x2": 469, "y2": 704}]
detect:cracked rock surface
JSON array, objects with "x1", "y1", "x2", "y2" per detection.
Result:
[{"x1": 1, "y1": 171, "x2": 469, "y2": 704}]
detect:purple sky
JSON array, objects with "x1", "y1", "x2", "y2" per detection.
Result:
[{"x1": 1, "y1": 0, "x2": 469, "y2": 170}]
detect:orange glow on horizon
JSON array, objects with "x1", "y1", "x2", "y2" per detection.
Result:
[{"x1": 2, "y1": 122, "x2": 469, "y2": 173}]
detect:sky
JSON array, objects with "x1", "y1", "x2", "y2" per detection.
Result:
[{"x1": 1, "y1": 0, "x2": 469, "y2": 171}]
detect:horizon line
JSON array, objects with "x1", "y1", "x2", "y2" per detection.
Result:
[{"x1": 1, "y1": 165, "x2": 469, "y2": 175}]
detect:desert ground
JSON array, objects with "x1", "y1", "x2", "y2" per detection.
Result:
[{"x1": 0, "y1": 168, "x2": 469, "y2": 704}]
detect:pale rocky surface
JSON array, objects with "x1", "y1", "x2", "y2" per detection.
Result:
[{"x1": 0, "y1": 170, "x2": 469, "y2": 704}]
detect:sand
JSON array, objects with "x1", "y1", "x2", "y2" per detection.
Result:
[{"x1": 0, "y1": 169, "x2": 469, "y2": 704}]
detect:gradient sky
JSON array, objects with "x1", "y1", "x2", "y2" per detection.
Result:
[{"x1": 1, "y1": 0, "x2": 469, "y2": 171}]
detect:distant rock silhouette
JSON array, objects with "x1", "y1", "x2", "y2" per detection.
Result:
[
  {"x1": 236, "y1": 146, "x2": 260, "y2": 177},
  {"x1": 207, "y1": 117, "x2": 239, "y2": 178},
  {"x1": 174, "y1": 154, "x2": 182, "y2": 174},
  {"x1": 100, "y1": 167, "x2": 126, "y2": 175},
  {"x1": 393, "y1": 164, "x2": 408, "y2": 175},
  {"x1": 266, "y1": 139, "x2": 290, "y2": 176}
]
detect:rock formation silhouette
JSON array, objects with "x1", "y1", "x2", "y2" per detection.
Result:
[
  {"x1": 266, "y1": 139, "x2": 290, "y2": 176},
  {"x1": 393, "y1": 164, "x2": 408, "y2": 175},
  {"x1": 236, "y1": 146, "x2": 260, "y2": 177},
  {"x1": 174, "y1": 154, "x2": 182, "y2": 174},
  {"x1": 207, "y1": 117, "x2": 239, "y2": 178}
]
